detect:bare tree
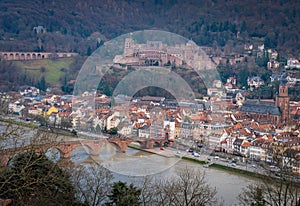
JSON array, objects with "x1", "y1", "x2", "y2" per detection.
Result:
[
  {"x1": 238, "y1": 177, "x2": 300, "y2": 206},
  {"x1": 238, "y1": 144, "x2": 300, "y2": 206},
  {"x1": 140, "y1": 167, "x2": 218, "y2": 206},
  {"x1": 71, "y1": 164, "x2": 113, "y2": 206},
  {"x1": 0, "y1": 123, "x2": 27, "y2": 150}
]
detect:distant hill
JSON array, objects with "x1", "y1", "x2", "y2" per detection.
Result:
[{"x1": 0, "y1": 0, "x2": 299, "y2": 57}]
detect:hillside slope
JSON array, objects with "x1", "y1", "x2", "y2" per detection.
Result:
[{"x1": 0, "y1": 0, "x2": 299, "y2": 57}]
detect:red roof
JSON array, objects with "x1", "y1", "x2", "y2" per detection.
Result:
[{"x1": 241, "y1": 141, "x2": 250, "y2": 147}]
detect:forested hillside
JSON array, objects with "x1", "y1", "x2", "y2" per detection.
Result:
[{"x1": 0, "y1": 0, "x2": 299, "y2": 57}]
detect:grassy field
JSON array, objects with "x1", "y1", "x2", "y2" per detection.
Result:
[{"x1": 14, "y1": 58, "x2": 75, "y2": 86}]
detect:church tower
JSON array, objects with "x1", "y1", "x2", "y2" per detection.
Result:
[{"x1": 276, "y1": 74, "x2": 290, "y2": 123}]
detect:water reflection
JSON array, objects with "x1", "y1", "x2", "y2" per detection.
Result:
[
  {"x1": 98, "y1": 142, "x2": 117, "y2": 160},
  {"x1": 93, "y1": 143, "x2": 179, "y2": 176},
  {"x1": 45, "y1": 148, "x2": 61, "y2": 163},
  {"x1": 70, "y1": 146, "x2": 90, "y2": 163}
]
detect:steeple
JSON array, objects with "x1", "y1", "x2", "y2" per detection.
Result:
[{"x1": 276, "y1": 71, "x2": 290, "y2": 123}]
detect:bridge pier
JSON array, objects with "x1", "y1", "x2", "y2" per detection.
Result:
[
  {"x1": 118, "y1": 142, "x2": 130, "y2": 153},
  {"x1": 139, "y1": 141, "x2": 148, "y2": 149},
  {"x1": 84, "y1": 141, "x2": 104, "y2": 156}
]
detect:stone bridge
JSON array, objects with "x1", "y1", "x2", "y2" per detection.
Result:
[
  {"x1": 0, "y1": 52, "x2": 78, "y2": 61},
  {"x1": 0, "y1": 138, "x2": 171, "y2": 166},
  {"x1": 108, "y1": 137, "x2": 170, "y2": 152}
]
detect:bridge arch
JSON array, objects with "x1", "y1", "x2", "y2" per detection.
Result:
[
  {"x1": 130, "y1": 140, "x2": 146, "y2": 148},
  {"x1": 15, "y1": 53, "x2": 20, "y2": 60},
  {"x1": 20, "y1": 53, "x2": 25, "y2": 60},
  {"x1": 69, "y1": 144, "x2": 94, "y2": 157},
  {"x1": 45, "y1": 147, "x2": 63, "y2": 162},
  {"x1": 152, "y1": 141, "x2": 163, "y2": 148},
  {"x1": 147, "y1": 139, "x2": 170, "y2": 149}
]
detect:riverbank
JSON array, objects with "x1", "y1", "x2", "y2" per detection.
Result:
[
  {"x1": 128, "y1": 144, "x2": 177, "y2": 158},
  {"x1": 181, "y1": 156, "x2": 264, "y2": 178},
  {"x1": 0, "y1": 117, "x2": 78, "y2": 138},
  {"x1": 128, "y1": 144, "x2": 271, "y2": 180},
  {"x1": 181, "y1": 156, "x2": 272, "y2": 180},
  {"x1": 0, "y1": 117, "x2": 38, "y2": 129}
]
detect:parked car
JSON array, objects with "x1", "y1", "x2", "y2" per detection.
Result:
[
  {"x1": 270, "y1": 165, "x2": 280, "y2": 172},
  {"x1": 214, "y1": 156, "x2": 219, "y2": 160},
  {"x1": 188, "y1": 149, "x2": 194, "y2": 153},
  {"x1": 193, "y1": 152, "x2": 200, "y2": 157}
]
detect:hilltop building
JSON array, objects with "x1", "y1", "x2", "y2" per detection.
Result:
[{"x1": 114, "y1": 38, "x2": 203, "y2": 67}]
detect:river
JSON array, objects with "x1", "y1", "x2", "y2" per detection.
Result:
[{"x1": 68, "y1": 143, "x2": 257, "y2": 206}]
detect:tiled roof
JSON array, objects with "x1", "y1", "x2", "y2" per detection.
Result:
[
  {"x1": 241, "y1": 99, "x2": 281, "y2": 115},
  {"x1": 241, "y1": 141, "x2": 251, "y2": 147}
]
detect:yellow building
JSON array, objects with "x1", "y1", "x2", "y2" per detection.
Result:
[
  {"x1": 174, "y1": 127, "x2": 181, "y2": 138},
  {"x1": 46, "y1": 106, "x2": 58, "y2": 116}
]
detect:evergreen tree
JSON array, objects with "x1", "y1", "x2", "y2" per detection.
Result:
[
  {"x1": 106, "y1": 181, "x2": 141, "y2": 206},
  {"x1": 0, "y1": 152, "x2": 78, "y2": 205},
  {"x1": 36, "y1": 76, "x2": 47, "y2": 92}
]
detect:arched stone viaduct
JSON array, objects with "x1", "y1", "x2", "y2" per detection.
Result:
[
  {"x1": 0, "y1": 52, "x2": 78, "y2": 61},
  {"x1": 0, "y1": 138, "x2": 170, "y2": 166}
]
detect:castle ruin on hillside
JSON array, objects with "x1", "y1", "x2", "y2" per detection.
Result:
[{"x1": 113, "y1": 38, "x2": 213, "y2": 68}]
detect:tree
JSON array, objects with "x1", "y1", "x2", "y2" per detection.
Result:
[
  {"x1": 71, "y1": 164, "x2": 113, "y2": 206},
  {"x1": 140, "y1": 167, "x2": 218, "y2": 206},
  {"x1": 95, "y1": 124, "x2": 101, "y2": 133},
  {"x1": 238, "y1": 67, "x2": 249, "y2": 88},
  {"x1": 105, "y1": 181, "x2": 141, "y2": 206},
  {"x1": 0, "y1": 121, "x2": 82, "y2": 205},
  {"x1": 0, "y1": 152, "x2": 78, "y2": 206},
  {"x1": 109, "y1": 127, "x2": 118, "y2": 135},
  {"x1": 40, "y1": 66, "x2": 46, "y2": 73},
  {"x1": 87, "y1": 46, "x2": 92, "y2": 56},
  {"x1": 238, "y1": 184, "x2": 266, "y2": 206},
  {"x1": 217, "y1": 62, "x2": 233, "y2": 83},
  {"x1": 238, "y1": 178, "x2": 300, "y2": 206},
  {"x1": 103, "y1": 84, "x2": 112, "y2": 96},
  {"x1": 36, "y1": 76, "x2": 47, "y2": 92},
  {"x1": 240, "y1": 21, "x2": 247, "y2": 34},
  {"x1": 61, "y1": 117, "x2": 72, "y2": 129},
  {"x1": 238, "y1": 144, "x2": 300, "y2": 206}
]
